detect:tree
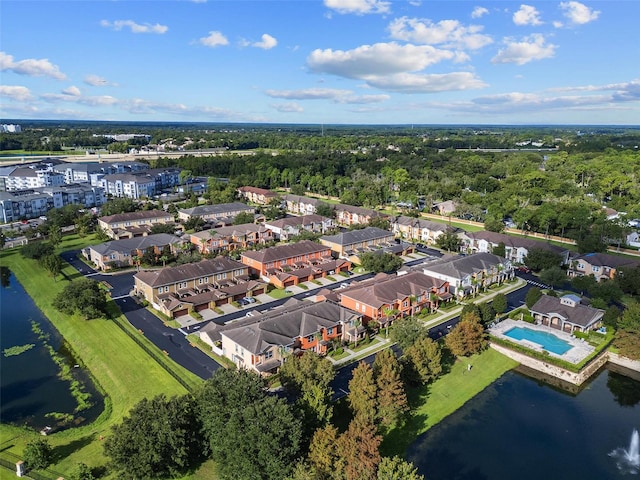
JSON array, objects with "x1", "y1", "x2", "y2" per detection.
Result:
[
  {"x1": 435, "y1": 230, "x2": 461, "y2": 253},
  {"x1": 315, "y1": 202, "x2": 335, "y2": 218},
  {"x1": 360, "y1": 252, "x2": 403, "y2": 274},
  {"x1": 484, "y1": 217, "x2": 505, "y2": 233},
  {"x1": 523, "y1": 248, "x2": 562, "y2": 271},
  {"x1": 491, "y1": 241, "x2": 506, "y2": 257},
  {"x1": 336, "y1": 418, "x2": 382, "y2": 480},
  {"x1": 150, "y1": 223, "x2": 177, "y2": 234},
  {"x1": 348, "y1": 361, "x2": 377, "y2": 424},
  {"x1": 492, "y1": 293, "x2": 508, "y2": 315},
  {"x1": 539, "y1": 266, "x2": 567, "y2": 289},
  {"x1": 612, "y1": 302, "x2": 640, "y2": 360},
  {"x1": 616, "y1": 266, "x2": 640, "y2": 296},
  {"x1": 478, "y1": 302, "x2": 496, "y2": 324},
  {"x1": 602, "y1": 305, "x2": 622, "y2": 328},
  {"x1": 377, "y1": 456, "x2": 425, "y2": 480},
  {"x1": 373, "y1": 349, "x2": 408, "y2": 426},
  {"x1": 403, "y1": 337, "x2": 443, "y2": 385},
  {"x1": 368, "y1": 216, "x2": 391, "y2": 231},
  {"x1": 308, "y1": 424, "x2": 340, "y2": 480},
  {"x1": 23, "y1": 438, "x2": 52, "y2": 471},
  {"x1": 525, "y1": 286, "x2": 542, "y2": 308},
  {"x1": 234, "y1": 211, "x2": 255, "y2": 225},
  {"x1": 103, "y1": 394, "x2": 204, "y2": 479},
  {"x1": 42, "y1": 254, "x2": 63, "y2": 280},
  {"x1": 390, "y1": 316, "x2": 428, "y2": 350},
  {"x1": 21, "y1": 241, "x2": 54, "y2": 260},
  {"x1": 48, "y1": 223, "x2": 63, "y2": 247},
  {"x1": 445, "y1": 312, "x2": 487, "y2": 357},
  {"x1": 52, "y1": 278, "x2": 108, "y2": 319},
  {"x1": 196, "y1": 368, "x2": 302, "y2": 480},
  {"x1": 68, "y1": 462, "x2": 95, "y2": 480},
  {"x1": 278, "y1": 352, "x2": 335, "y2": 431}
]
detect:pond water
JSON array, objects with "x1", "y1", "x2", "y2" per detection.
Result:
[
  {"x1": 0, "y1": 268, "x2": 103, "y2": 431},
  {"x1": 407, "y1": 366, "x2": 640, "y2": 480}
]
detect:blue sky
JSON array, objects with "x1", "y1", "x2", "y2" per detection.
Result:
[{"x1": 1, "y1": 1, "x2": 638, "y2": 125}]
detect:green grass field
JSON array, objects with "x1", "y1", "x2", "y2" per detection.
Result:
[
  {"x1": 381, "y1": 347, "x2": 518, "y2": 457},
  {"x1": 0, "y1": 235, "x2": 202, "y2": 477}
]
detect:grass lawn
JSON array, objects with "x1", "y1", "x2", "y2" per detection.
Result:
[
  {"x1": 268, "y1": 288, "x2": 291, "y2": 299},
  {"x1": 0, "y1": 236, "x2": 202, "y2": 478},
  {"x1": 380, "y1": 347, "x2": 518, "y2": 457}
]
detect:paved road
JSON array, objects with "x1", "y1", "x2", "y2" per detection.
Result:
[{"x1": 114, "y1": 297, "x2": 220, "y2": 379}]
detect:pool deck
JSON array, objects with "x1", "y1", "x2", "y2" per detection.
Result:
[{"x1": 490, "y1": 319, "x2": 594, "y2": 364}]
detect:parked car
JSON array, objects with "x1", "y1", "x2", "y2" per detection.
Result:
[
  {"x1": 242, "y1": 296, "x2": 256, "y2": 304},
  {"x1": 516, "y1": 266, "x2": 531, "y2": 273}
]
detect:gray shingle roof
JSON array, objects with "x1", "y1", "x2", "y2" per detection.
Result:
[
  {"x1": 134, "y1": 257, "x2": 246, "y2": 287},
  {"x1": 529, "y1": 294, "x2": 604, "y2": 328},
  {"x1": 89, "y1": 233, "x2": 182, "y2": 256},
  {"x1": 220, "y1": 300, "x2": 359, "y2": 354},
  {"x1": 423, "y1": 252, "x2": 507, "y2": 280},
  {"x1": 178, "y1": 202, "x2": 254, "y2": 217},
  {"x1": 241, "y1": 240, "x2": 329, "y2": 263},
  {"x1": 320, "y1": 226, "x2": 392, "y2": 246},
  {"x1": 99, "y1": 209, "x2": 171, "y2": 224}
]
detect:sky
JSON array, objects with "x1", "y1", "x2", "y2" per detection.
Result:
[{"x1": 1, "y1": 0, "x2": 638, "y2": 125}]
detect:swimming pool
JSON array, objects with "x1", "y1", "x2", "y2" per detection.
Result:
[{"x1": 503, "y1": 326, "x2": 572, "y2": 355}]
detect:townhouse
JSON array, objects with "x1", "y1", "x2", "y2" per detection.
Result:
[
  {"x1": 241, "y1": 240, "x2": 350, "y2": 288},
  {"x1": 134, "y1": 258, "x2": 266, "y2": 318},
  {"x1": 334, "y1": 204, "x2": 387, "y2": 227},
  {"x1": 529, "y1": 294, "x2": 605, "y2": 333},
  {"x1": 199, "y1": 299, "x2": 363, "y2": 375},
  {"x1": 282, "y1": 194, "x2": 325, "y2": 215},
  {"x1": 82, "y1": 233, "x2": 183, "y2": 271},
  {"x1": 189, "y1": 223, "x2": 274, "y2": 254},
  {"x1": 328, "y1": 271, "x2": 451, "y2": 327},
  {"x1": 264, "y1": 214, "x2": 334, "y2": 241},
  {"x1": 237, "y1": 186, "x2": 278, "y2": 205},
  {"x1": 319, "y1": 226, "x2": 412, "y2": 260},
  {"x1": 97, "y1": 209, "x2": 175, "y2": 239},
  {"x1": 461, "y1": 230, "x2": 571, "y2": 265},
  {"x1": 421, "y1": 252, "x2": 513, "y2": 298},
  {"x1": 568, "y1": 252, "x2": 639, "y2": 282},
  {"x1": 391, "y1": 215, "x2": 457, "y2": 245},
  {"x1": 177, "y1": 202, "x2": 255, "y2": 224}
]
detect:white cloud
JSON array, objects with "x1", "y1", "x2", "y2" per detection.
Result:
[
  {"x1": 388, "y1": 17, "x2": 493, "y2": 50},
  {"x1": 124, "y1": 98, "x2": 267, "y2": 122},
  {"x1": 41, "y1": 92, "x2": 119, "y2": 106},
  {"x1": 264, "y1": 88, "x2": 354, "y2": 100},
  {"x1": 100, "y1": 20, "x2": 168, "y2": 34},
  {"x1": 272, "y1": 103, "x2": 304, "y2": 113},
  {"x1": 559, "y1": 1, "x2": 600, "y2": 25},
  {"x1": 471, "y1": 6, "x2": 489, "y2": 19},
  {"x1": 249, "y1": 34, "x2": 278, "y2": 50},
  {"x1": 0, "y1": 85, "x2": 33, "y2": 102},
  {"x1": 0, "y1": 51, "x2": 66, "y2": 80},
  {"x1": 491, "y1": 34, "x2": 556, "y2": 65},
  {"x1": 513, "y1": 5, "x2": 542, "y2": 26},
  {"x1": 308, "y1": 42, "x2": 456, "y2": 79},
  {"x1": 548, "y1": 79, "x2": 640, "y2": 101},
  {"x1": 62, "y1": 86, "x2": 82, "y2": 96},
  {"x1": 199, "y1": 31, "x2": 229, "y2": 47},
  {"x1": 365, "y1": 71, "x2": 487, "y2": 93},
  {"x1": 323, "y1": 0, "x2": 391, "y2": 15},
  {"x1": 84, "y1": 74, "x2": 116, "y2": 87},
  {"x1": 264, "y1": 88, "x2": 390, "y2": 104}
]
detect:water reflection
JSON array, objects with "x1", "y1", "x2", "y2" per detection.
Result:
[{"x1": 0, "y1": 269, "x2": 103, "y2": 431}]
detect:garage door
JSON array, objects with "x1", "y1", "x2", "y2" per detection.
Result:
[
  {"x1": 173, "y1": 308, "x2": 188, "y2": 318},
  {"x1": 195, "y1": 303, "x2": 209, "y2": 312}
]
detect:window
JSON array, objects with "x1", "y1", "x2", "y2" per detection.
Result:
[
  {"x1": 327, "y1": 327, "x2": 334, "y2": 335},
  {"x1": 592, "y1": 266, "x2": 600, "y2": 272},
  {"x1": 307, "y1": 335, "x2": 315, "y2": 343},
  {"x1": 216, "y1": 273, "x2": 227, "y2": 280},
  {"x1": 178, "y1": 281, "x2": 187, "y2": 289},
  {"x1": 157, "y1": 287, "x2": 163, "y2": 294},
  {"x1": 264, "y1": 350, "x2": 273, "y2": 360}
]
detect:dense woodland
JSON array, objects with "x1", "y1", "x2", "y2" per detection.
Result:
[{"x1": 3, "y1": 122, "x2": 639, "y2": 250}]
